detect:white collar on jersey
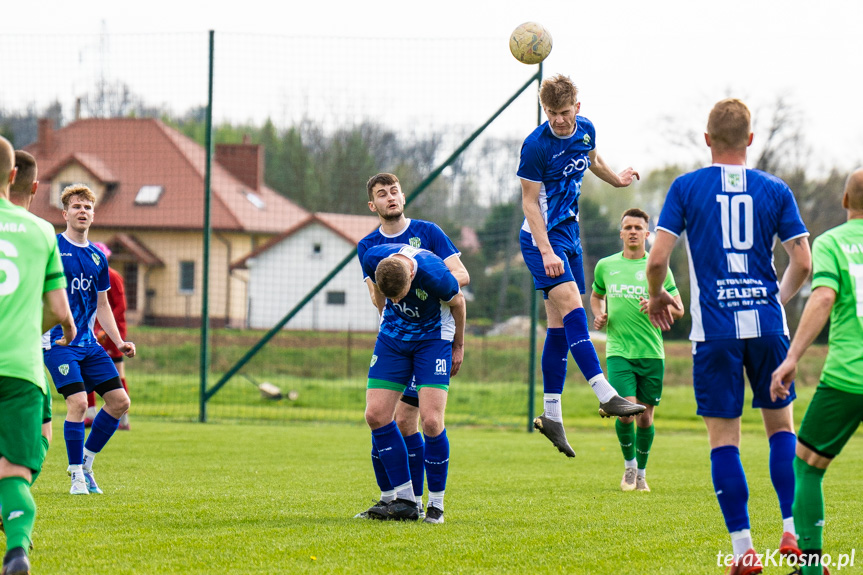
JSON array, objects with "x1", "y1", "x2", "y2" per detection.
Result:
[
  {"x1": 61, "y1": 232, "x2": 91, "y2": 248},
  {"x1": 378, "y1": 218, "x2": 411, "y2": 238}
]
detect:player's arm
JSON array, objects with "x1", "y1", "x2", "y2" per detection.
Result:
[
  {"x1": 521, "y1": 178, "x2": 563, "y2": 278},
  {"x1": 587, "y1": 149, "x2": 639, "y2": 188},
  {"x1": 770, "y1": 286, "x2": 835, "y2": 401},
  {"x1": 645, "y1": 230, "x2": 682, "y2": 330},
  {"x1": 669, "y1": 294, "x2": 685, "y2": 319},
  {"x1": 447, "y1": 291, "x2": 466, "y2": 378},
  {"x1": 779, "y1": 235, "x2": 813, "y2": 305},
  {"x1": 43, "y1": 288, "x2": 76, "y2": 344},
  {"x1": 365, "y1": 277, "x2": 386, "y2": 315},
  {"x1": 589, "y1": 291, "x2": 607, "y2": 330},
  {"x1": 444, "y1": 255, "x2": 470, "y2": 288},
  {"x1": 96, "y1": 290, "x2": 136, "y2": 357}
]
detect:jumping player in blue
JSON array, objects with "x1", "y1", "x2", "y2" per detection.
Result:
[
  {"x1": 43, "y1": 184, "x2": 136, "y2": 496},
  {"x1": 519, "y1": 73, "x2": 645, "y2": 458},
  {"x1": 646, "y1": 99, "x2": 812, "y2": 575},
  {"x1": 355, "y1": 173, "x2": 469, "y2": 520},
  {"x1": 360, "y1": 244, "x2": 465, "y2": 524}
]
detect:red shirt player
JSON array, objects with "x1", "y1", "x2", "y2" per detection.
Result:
[{"x1": 85, "y1": 242, "x2": 131, "y2": 430}]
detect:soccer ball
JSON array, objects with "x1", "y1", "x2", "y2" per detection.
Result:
[{"x1": 509, "y1": 22, "x2": 553, "y2": 65}]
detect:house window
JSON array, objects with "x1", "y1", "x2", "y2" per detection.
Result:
[
  {"x1": 135, "y1": 185, "x2": 164, "y2": 205},
  {"x1": 311, "y1": 242, "x2": 322, "y2": 258},
  {"x1": 179, "y1": 261, "x2": 195, "y2": 295},
  {"x1": 53, "y1": 181, "x2": 74, "y2": 208},
  {"x1": 326, "y1": 291, "x2": 346, "y2": 305}
]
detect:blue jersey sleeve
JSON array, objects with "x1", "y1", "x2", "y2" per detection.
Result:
[
  {"x1": 657, "y1": 178, "x2": 686, "y2": 237},
  {"x1": 777, "y1": 188, "x2": 808, "y2": 243},
  {"x1": 357, "y1": 239, "x2": 370, "y2": 280},
  {"x1": 426, "y1": 223, "x2": 460, "y2": 261},
  {"x1": 517, "y1": 137, "x2": 545, "y2": 182}
]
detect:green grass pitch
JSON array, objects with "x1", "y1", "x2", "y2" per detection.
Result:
[{"x1": 27, "y1": 413, "x2": 862, "y2": 574}]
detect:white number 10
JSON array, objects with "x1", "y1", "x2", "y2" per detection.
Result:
[{"x1": 717, "y1": 194, "x2": 754, "y2": 250}]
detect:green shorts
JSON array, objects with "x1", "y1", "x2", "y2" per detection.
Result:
[
  {"x1": 606, "y1": 356, "x2": 664, "y2": 407},
  {"x1": 42, "y1": 374, "x2": 52, "y2": 423},
  {"x1": 0, "y1": 376, "x2": 44, "y2": 472},
  {"x1": 798, "y1": 382, "x2": 863, "y2": 459}
]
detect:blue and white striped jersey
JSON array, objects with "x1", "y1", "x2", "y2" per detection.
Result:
[
  {"x1": 656, "y1": 165, "x2": 808, "y2": 341},
  {"x1": 361, "y1": 244, "x2": 460, "y2": 342}
]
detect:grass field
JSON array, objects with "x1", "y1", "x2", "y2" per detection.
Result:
[{"x1": 28, "y1": 409, "x2": 863, "y2": 574}]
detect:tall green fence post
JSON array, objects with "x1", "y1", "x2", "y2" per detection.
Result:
[{"x1": 199, "y1": 30, "x2": 215, "y2": 423}]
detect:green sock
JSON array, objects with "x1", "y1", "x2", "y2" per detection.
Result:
[
  {"x1": 0, "y1": 476, "x2": 36, "y2": 552},
  {"x1": 793, "y1": 456, "x2": 827, "y2": 575},
  {"x1": 615, "y1": 419, "x2": 635, "y2": 461},
  {"x1": 29, "y1": 435, "x2": 50, "y2": 486},
  {"x1": 635, "y1": 424, "x2": 655, "y2": 470}
]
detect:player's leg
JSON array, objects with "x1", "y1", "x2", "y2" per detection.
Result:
[
  {"x1": 29, "y1": 384, "x2": 53, "y2": 486},
  {"x1": 694, "y1": 339, "x2": 758, "y2": 567},
  {"x1": 44, "y1": 346, "x2": 90, "y2": 494},
  {"x1": 607, "y1": 357, "x2": 638, "y2": 489},
  {"x1": 84, "y1": 391, "x2": 97, "y2": 427},
  {"x1": 793, "y1": 383, "x2": 863, "y2": 574},
  {"x1": 364, "y1": 336, "x2": 417, "y2": 520},
  {"x1": 633, "y1": 358, "x2": 663, "y2": 492},
  {"x1": 395, "y1": 378, "x2": 424, "y2": 512},
  {"x1": 415, "y1": 339, "x2": 452, "y2": 524},
  {"x1": 116, "y1": 358, "x2": 130, "y2": 430},
  {"x1": 0, "y1": 377, "x2": 41, "y2": 573},
  {"x1": 747, "y1": 335, "x2": 799, "y2": 555}
]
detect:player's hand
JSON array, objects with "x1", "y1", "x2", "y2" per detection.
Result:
[
  {"x1": 646, "y1": 290, "x2": 678, "y2": 331},
  {"x1": 55, "y1": 323, "x2": 77, "y2": 347},
  {"x1": 770, "y1": 358, "x2": 797, "y2": 402},
  {"x1": 617, "y1": 168, "x2": 640, "y2": 187},
  {"x1": 593, "y1": 312, "x2": 608, "y2": 330},
  {"x1": 541, "y1": 251, "x2": 565, "y2": 278},
  {"x1": 450, "y1": 343, "x2": 464, "y2": 377},
  {"x1": 118, "y1": 341, "x2": 136, "y2": 358}
]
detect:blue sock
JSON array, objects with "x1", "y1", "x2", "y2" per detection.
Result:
[
  {"x1": 84, "y1": 410, "x2": 120, "y2": 454},
  {"x1": 711, "y1": 446, "x2": 750, "y2": 532},
  {"x1": 404, "y1": 432, "x2": 425, "y2": 499},
  {"x1": 769, "y1": 431, "x2": 796, "y2": 519},
  {"x1": 370, "y1": 439, "x2": 393, "y2": 493},
  {"x1": 563, "y1": 308, "x2": 602, "y2": 381},
  {"x1": 424, "y1": 429, "x2": 449, "y2": 493},
  {"x1": 370, "y1": 421, "x2": 410, "y2": 490},
  {"x1": 541, "y1": 328, "x2": 568, "y2": 394},
  {"x1": 64, "y1": 420, "x2": 86, "y2": 466}
]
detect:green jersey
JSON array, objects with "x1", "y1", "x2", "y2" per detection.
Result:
[
  {"x1": 810, "y1": 219, "x2": 863, "y2": 395},
  {"x1": 592, "y1": 252, "x2": 678, "y2": 360},
  {"x1": 0, "y1": 198, "x2": 66, "y2": 392}
]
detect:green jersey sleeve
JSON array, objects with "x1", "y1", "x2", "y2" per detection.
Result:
[
  {"x1": 592, "y1": 259, "x2": 607, "y2": 295},
  {"x1": 43, "y1": 225, "x2": 66, "y2": 293},
  {"x1": 811, "y1": 234, "x2": 840, "y2": 293}
]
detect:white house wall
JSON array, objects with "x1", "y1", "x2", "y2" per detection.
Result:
[{"x1": 247, "y1": 223, "x2": 381, "y2": 332}]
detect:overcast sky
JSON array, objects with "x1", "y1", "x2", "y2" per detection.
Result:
[{"x1": 14, "y1": 0, "x2": 863, "y2": 175}]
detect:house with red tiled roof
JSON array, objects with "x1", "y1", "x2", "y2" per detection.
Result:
[
  {"x1": 232, "y1": 212, "x2": 380, "y2": 331},
  {"x1": 27, "y1": 118, "x2": 310, "y2": 327}
]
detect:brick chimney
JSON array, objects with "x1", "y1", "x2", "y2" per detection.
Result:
[
  {"x1": 215, "y1": 138, "x2": 263, "y2": 191},
  {"x1": 38, "y1": 118, "x2": 55, "y2": 157}
]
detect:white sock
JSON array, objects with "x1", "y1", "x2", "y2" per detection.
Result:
[
  {"x1": 82, "y1": 448, "x2": 97, "y2": 472},
  {"x1": 394, "y1": 481, "x2": 414, "y2": 502},
  {"x1": 380, "y1": 489, "x2": 396, "y2": 503},
  {"x1": 428, "y1": 491, "x2": 444, "y2": 512},
  {"x1": 588, "y1": 374, "x2": 617, "y2": 404},
  {"x1": 783, "y1": 516, "x2": 795, "y2": 536},
  {"x1": 543, "y1": 394, "x2": 563, "y2": 421},
  {"x1": 625, "y1": 459, "x2": 637, "y2": 469},
  {"x1": 637, "y1": 468, "x2": 646, "y2": 478},
  {"x1": 730, "y1": 529, "x2": 753, "y2": 557}
]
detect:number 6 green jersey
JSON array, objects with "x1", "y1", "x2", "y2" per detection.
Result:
[
  {"x1": 810, "y1": 219, "x2": 863, "y2": 394},
  {"x1": 0, "y1": 199, "x2": 66, "y2": 392}
]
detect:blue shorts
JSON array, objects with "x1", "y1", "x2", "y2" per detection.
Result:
[
  {"x1": 368, "y1": 334, "x2": 452, "y2": 392},
  {"x1": 692, "y1": 335, "x2": 795, "y2": 418},
  {"x1": 402, "y1": 376, "x2": 418, "y2": 400},
  {"x1": 43, "y1": 345, "x2": 120, "y2": 393},
  {"x1": 520, "y1": 218, "x2": 585, "y2": 297}
]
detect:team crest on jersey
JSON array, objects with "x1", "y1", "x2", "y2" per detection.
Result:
[
  {"x1": 409, "y1": 237, "x2": 421, "y2": 248},
  {"x1": 583, "y1": 134, "x2": 591, "y2": 146},
  {"x1": 727, "y1": 173, "x2": 741, "y2": 187},
  {"x1": 370, "y1": 355, "x2": 377, "y2": 367},
  {"x1": 415, "y1": 288, "x2": 428, "y2": 301},
  {"x1": 59, "y1": 364, "x2": 70, "y2": 376},
  {"x1": 91, "y1": 253, "x2": 101, "y2": 266},
  {"x1": 635, "y1": 271, "x2": 646, "y2": 281}
]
